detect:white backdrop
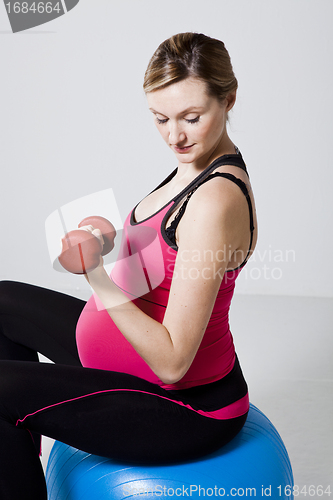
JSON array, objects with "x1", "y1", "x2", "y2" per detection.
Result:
[
  {"x1": 0, "y1": 0, "x2": 332, "y2": 490},
  {"x1": 1, "y1": 0, "x2": 332, "y2": 298}
]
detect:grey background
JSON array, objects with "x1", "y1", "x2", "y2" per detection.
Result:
[{"x1": 1, "y1": 0, "x2": 332, "y2": 491}]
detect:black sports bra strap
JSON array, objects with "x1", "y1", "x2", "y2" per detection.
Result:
[
  {"x1": 160, "y1": 152, "x2": 248, "y2": 206},
  {"x1": 165, "y1": 172, "x2": 255, "y2": 268},
  {"x1": 204, "y1": 172, "x2": 255, "y2": 234},
  {"x1": 164, "y1": 189, "x2": 195, "y2": 242}
]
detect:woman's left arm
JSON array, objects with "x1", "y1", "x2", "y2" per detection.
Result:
[{"x1": 85, "y1": 177, "x2": 248, "y2": 385}]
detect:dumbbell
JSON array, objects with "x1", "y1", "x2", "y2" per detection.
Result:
[{"x1": 58, "y1": 216, "x2": 116, "y2": 274}]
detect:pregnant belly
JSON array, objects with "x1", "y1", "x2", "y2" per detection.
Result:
[{"x1": 75, "y1": 292, "x2": 165, "y2": 384}]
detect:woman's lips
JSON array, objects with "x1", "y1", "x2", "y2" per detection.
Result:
[{"x1": 173, "y1": 144, "x2": 194, "y2": 153}]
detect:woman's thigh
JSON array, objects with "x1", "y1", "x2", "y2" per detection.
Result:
[
  {"x1": 0, "y1": 280, "x2": 85, "y2": 365},
  {"x1": 0, "y1": 360, "x2": 247, "y2": 464}
]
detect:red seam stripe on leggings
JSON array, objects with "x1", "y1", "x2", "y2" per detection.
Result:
[{"x1": 16, "y1": 388, "x2": 249, "y2": 427}]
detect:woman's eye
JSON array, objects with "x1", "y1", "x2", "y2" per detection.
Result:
[
  {"x1": 185, "y1": 116, "x2": 200, "y2": 124},
  {"x1": 156, "y1": 117, "x2": 168, "y2": 125},
  {"x1": 155, "y1": 116, "x2": 200, "y2": 125}
]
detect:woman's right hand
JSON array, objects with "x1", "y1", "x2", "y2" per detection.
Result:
[{"x1": 58, "y1": 216, "x2": 116, "y2": 275}]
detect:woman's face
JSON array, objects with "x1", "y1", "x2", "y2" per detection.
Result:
[{"x1": 146, "y1": 77, "x2": 235, "y2": 168}]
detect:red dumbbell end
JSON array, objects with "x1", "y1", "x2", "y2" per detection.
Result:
[{"x1": 58, "y1": 230, "x2": 103, "y2": 274}]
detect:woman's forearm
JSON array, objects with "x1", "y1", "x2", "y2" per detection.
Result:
[{"x1": 84, "y1": 266, "x2": 184, "y2": 384}]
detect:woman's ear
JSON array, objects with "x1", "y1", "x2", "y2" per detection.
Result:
[{"x1": 225, "y1": 90, "x2": 237, "y2": 112}]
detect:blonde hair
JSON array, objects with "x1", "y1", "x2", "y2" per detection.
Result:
[{"x1": 143, "y1": 32, "x2": 238, "y2": 104}]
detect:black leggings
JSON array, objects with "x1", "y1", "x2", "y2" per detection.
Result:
[{"x1": 0, "y1": 280, "x2": 248, "y2": 500}]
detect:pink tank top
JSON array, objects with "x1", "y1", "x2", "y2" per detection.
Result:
[{"x1": 76, "y1": 154, "x2": 254, "y2": 391}]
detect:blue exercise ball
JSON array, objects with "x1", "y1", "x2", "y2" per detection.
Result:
[{"x1": 46, "y1": 404, "x2": 294, "y2": 499}]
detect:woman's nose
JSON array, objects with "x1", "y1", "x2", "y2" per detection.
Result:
[{"x1": 168, "y1": 121, "x2": 186, "y2": 145}]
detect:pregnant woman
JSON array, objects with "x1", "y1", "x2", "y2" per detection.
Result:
[{"x1": 0, "y1": 32, "x2": 257, "y2": 500}]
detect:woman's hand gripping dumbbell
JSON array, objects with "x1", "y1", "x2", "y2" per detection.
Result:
[{"x1": 58, "y1": 216, "x2": 116, "y2": 274}]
